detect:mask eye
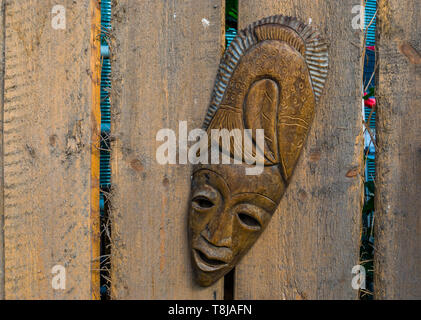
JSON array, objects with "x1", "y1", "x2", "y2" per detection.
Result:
[
  {"x1": 192, "y1": 196, "x2": 214, "y2": 210},
  {"x1": 237, "y1": 212, "x2": 261, "y2": 229}
]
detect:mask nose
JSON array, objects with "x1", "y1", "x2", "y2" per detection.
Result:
[{"x1": 201, "y1": 210, "x2": 233, "y2": 248}]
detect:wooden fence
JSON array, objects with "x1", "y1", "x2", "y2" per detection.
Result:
[{"x1": 0, "y1": 0, "x2": 419, "y2": 300}]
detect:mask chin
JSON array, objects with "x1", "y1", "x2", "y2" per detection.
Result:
[{"x1": 192, "y1": 261, "x2": 231, "y2": 287}]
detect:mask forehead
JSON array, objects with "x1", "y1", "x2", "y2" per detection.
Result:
[{"x1": 193, "y1": 163, "x2": 286, "y2": 206}]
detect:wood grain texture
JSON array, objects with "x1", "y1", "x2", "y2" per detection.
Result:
[
  {"x1": 2, "y1": 0, "x2": 100, "y2": 299},
  {"x1": 235, "y1": 0, "x2": 365, "y2": 300},
  {"x1": 90, "y1": 0, "x2": 101, "y2": 300},
  {"x1": 0, "y1": 0, "x2": 5, "y2": 300},
  {"x1": 110, "y1": 0, "x2": 225, "y2": 299},
  {"x1": 375, "y1": 0, "x2": 421, "y2": 300}
]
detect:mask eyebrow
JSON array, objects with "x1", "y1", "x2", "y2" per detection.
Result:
[
  {"x1": 232, "y1": 192, "x2": 277, "y2": 206},
  {"x1": 192, "y1": 168, "x2": 231, "y2": 194},
  {"x1": 192, "y1": 184, "x2": 219, "y2": 202}
]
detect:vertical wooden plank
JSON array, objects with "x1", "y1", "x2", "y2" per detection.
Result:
[
  {"x1": 3, "y1": 0, "x2": 101, "y2": 299},
  {"x1": 235, "y1": 0, "x2": 364, "y2": 299},
  {"x1": 110, "y1": 0, "x2": 225, "y2": 299},
  {"x1": 0, "y1": 0, "x2": 5, "y2": 300},
  {"x1": 375, "y1": 0, "x2": 421, "y2": 300},
  {"x1": 90, "y1": 0, "x2": 101, "y2": 300}
]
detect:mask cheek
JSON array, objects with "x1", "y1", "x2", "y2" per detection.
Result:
[
  {"x1": 188, "y1": 206, "x2": 212, "y2": 240},
  {"x1": 231, "y1": 218, "x2": 265, "y2": 261}
]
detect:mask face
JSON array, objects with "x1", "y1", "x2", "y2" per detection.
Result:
[
  {"x1": 189, "y1": 164, "x2": 285, "y2": 286},
  {"x1": 187, "y1": 15, "x2": 328, "y2": 286}
]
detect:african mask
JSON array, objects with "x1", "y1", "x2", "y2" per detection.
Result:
[{"x1": 188, "y1": 15, "x2": 329, "y2": 286}]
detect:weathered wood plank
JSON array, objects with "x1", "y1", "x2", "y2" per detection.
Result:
[
  {"x1": 0, "y1": 0, "x2": 5, "y2": 300},
  {"x1": 374, "y1": 0, "x2": 421, "y2": 300},
  {"x1": 235, "y1": 0, "x2": 364, "y2": 299},
  {"x1": 110, "y1": 0, "x2": 225, "y2": 299},
  {"x1": 3, "y1": 0, "x2": 101, "y2": 299}
]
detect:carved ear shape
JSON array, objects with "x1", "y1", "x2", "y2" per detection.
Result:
[{"x1": 244, "y1": 79, "x2": 280, "y2": 165}]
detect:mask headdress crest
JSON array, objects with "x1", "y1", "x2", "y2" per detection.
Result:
[{"x1": 202, "y1": 15, "x2": 329, "y2": 181}]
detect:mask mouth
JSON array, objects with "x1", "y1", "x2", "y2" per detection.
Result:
[{"x1": 193, "y1": 249, "x2": 228, "y2": 272}]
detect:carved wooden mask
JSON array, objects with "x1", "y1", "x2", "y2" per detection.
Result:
[{"x1": 188, "y1": 15, "x2": 329, "y2": 286}]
